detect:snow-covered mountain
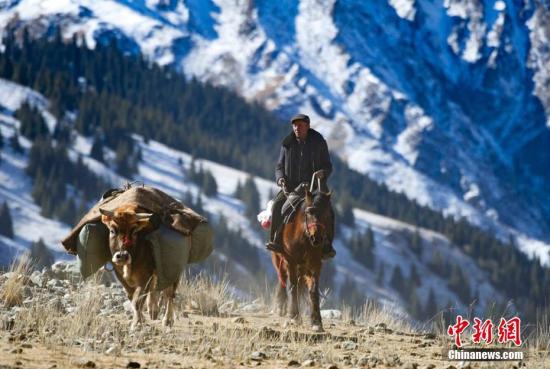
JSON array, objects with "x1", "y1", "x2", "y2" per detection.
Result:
[
  {"x1": 0, "y1": 77, "x2": 506, "y2": 317},
  {"x1": 0, "y1": 0, "x2": 548, "y2": 263}
]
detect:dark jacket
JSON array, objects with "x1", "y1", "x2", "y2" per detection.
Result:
[{"x1": 276, "y1": 128, "x2": 332, "y2": 190}]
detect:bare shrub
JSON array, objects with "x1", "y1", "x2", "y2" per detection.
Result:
[{"x1": 1, "y1": 255, "x2": 31, "y2": 307}]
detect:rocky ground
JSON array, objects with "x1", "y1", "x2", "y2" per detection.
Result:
[{"x1": 0, "y1": 261, "x2": 547, "y2": 369}]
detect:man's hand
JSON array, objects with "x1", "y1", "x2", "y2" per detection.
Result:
[
  {"x1": 277, "y1": 177, "x2": 287, "y2": 188},
  {"x1": 314, "y1": 170, "x2": 327, "y2": 179}
]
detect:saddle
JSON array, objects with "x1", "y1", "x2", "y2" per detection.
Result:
[{"x1": 281, "y1": 184, "x2": 307, "y2": 224}]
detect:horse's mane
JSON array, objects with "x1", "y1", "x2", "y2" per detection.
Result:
[{"x1": 310, "y1": 190, "x2": 331, "y2": 214}]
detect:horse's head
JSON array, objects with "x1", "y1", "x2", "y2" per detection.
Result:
[
  {"x1": 304, "y1": 190, "x2": 332, "y2": 247},
  {"x1": 99, "y1": 205, "x2": 153, "y2": 266}
]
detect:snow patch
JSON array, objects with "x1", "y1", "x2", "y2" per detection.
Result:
[{"x1": 389, "y1": 0, "x2": 416, "y2": 21}]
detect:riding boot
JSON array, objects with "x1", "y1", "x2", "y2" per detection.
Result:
[
  {"x1": 266, "y1": 192, "x2": 285, "y2": 253},
  {"x1": 322, "y1": 242, "x2": 336, "y2": 260},
  {"x1": 322, "y1": 207, "x2": 336, "y2": 260}
]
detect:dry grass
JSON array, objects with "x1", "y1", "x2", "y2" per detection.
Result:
[
  {"x1": 177, "y1": 271, "x2": 232, "y2": 316},
  {"x1": 0, "y1": 254, "x2": 31, "y2": 307},
  {"x1": 1, "y1": 265, "x2": 548, "y2": 368}
]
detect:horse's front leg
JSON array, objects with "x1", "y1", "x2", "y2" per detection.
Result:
[
  {"x1": 276, "y1": 282, "x2": 287, "y2": 317},
  {"x1": 287, "y1": 264, "x2": 301, "y2": 325},
  {"x1": 305, "y1": 274, "x2": 323, "y2": 332}
]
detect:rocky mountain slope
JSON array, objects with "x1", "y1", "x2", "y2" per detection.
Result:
[
  {"x1": 0, "y1": 262, "x2": 546, "y2": 369},
  {"x1": 0, "y1": 76, "x2": 510, "y2": 319}
]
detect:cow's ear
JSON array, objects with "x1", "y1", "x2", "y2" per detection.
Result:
[{"x1": 99, "y1": 208, "x2": 114, "y2": 223}]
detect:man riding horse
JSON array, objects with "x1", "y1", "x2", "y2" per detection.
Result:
[{"x1": 266, "y1": 113, "x2": 336, "y2": 260}]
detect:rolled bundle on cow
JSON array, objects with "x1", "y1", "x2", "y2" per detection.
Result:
[{"x1": 61, "y1": 185, "x2": 213, "y2": 328}]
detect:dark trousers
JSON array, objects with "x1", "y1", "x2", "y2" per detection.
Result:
[{"x1": 269, "y1": 190, "x2": 287, "y2": 244}]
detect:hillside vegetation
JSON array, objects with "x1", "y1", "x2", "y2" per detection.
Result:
[{"x1": 0, "y1": 31, "x2": 549, "y2": 322}]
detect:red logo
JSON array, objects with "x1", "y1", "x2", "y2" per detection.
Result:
[
  {"x1": 447, "y1": 315, "x2": 470, "y2": 347},
  {"x1": 447, "y1": 316, "x2": 522, "y2": 347},
  {"x1": 497, "y1": 317, "x2": 522, "y2": 346},
  {"x1": 472, "y1": 318, "x2": 493, "y2": 344}
]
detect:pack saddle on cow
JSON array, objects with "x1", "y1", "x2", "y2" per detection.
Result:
[{"x1": 61, "y1": 184, "x2": 213, "y2": 329}]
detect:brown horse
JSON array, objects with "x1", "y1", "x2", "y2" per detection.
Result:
[{"x1": 271, "y1": 188, "x2": 332, "y2": 332}]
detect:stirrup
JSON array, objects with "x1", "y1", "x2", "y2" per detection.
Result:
[{"x1": 322, "y1": 245, "x2": 336, "y2": 260}]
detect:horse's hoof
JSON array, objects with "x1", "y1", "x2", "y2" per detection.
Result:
[
  {"x1": 290, "y1": 317, "x2": 302, "y2": 325},
  {"x1": 130, "y1": 321, "x2": 140, "y2": 332},
  {"x1": 162, "y1": 317, "x2": 174, "y2": 327},
  {"x1": 283, "y1": 319, "x2": 299, "y2": 328},
  {"x1": 311, "y1": 324, "x2": 324, "y2": 332}
]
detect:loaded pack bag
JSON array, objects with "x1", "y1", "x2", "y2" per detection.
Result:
[{"x1": 66, "y1": 185, "x2": 214, "y2": 289}]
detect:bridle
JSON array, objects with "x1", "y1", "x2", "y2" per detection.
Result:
[{"x1": 282, "y1": 171, "x2": 330, "y2": 246}]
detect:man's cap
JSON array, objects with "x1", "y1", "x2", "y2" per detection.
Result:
[{"x1": 290, "y1": 113, "x2": 310, "y2": 124}]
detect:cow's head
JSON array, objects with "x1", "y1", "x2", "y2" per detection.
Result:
[{"x1": 99, "y1": 205, "x2": 153, "y2": 266}]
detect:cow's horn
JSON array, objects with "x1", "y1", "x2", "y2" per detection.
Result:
[
  {"x1": 99, "y1": 208, "x2": 115, "y2": 217},
  {"x1": 135, "y1": 213, "x2": 153, "y2": 219}
]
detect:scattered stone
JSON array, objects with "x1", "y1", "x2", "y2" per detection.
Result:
[
  {"x1": 374, "y1": 322, "x2": 393, "y2": 334},
  {"x1": 21, "y1": 343, "x2": 32, "y2": 348},
  {"x1": 320, "y1": 309, "x2": 342, "y2": 319},
  {"x1": 423, "y1": 333, "x2": 436, "y2": 340},
  {"x1": 105, "y1": 346, "x2": 118, "y2": 354},
  {"x1": 367, "y1": 326, "x2": 375, "y2": 334},
  {"x1": 287, "y1": 359, "x2": 300, "y2": 367},
  {"x1": 302, "y1": 359, "x2": 315, "y2": 366},
  {"x1": 1, "y1": 317, "x2": 15, "y2": 331},
  {"x1": 74, "y1": 359, "x2": 96, "y2": 368},
  {"x1": 232, "y1": 317, "x2": 247, "y2": 324},
  {"x1": 29, "y1": 271, "x2": 44, "y2": 287},
  {"x1": 442, "y1": 366, "x2": 456, "y2": 369},
  {"x1": 127, "y1": 362, "x2": 141, "y2": 368},
  {"x1": 10, "y1": 348, "x2": 23, "y2": 354},
  {"x1": 342, "y1": 341, "x2": 357, "y2": 350},
  {"x1": 123, "y1": 300, "x2": 133, "y2": 313},
  {"x1": 384, "y1": 354, "x2": 401, "y2": 367},
  {"x1": 326, "y1": 365, "x2": 338, "y2": 369},
  {"x1": 250, "y1": 351, "x2": 267, "y2": 361},
  {"x1": 240, "y1": 303, "x2": 263, "y2": 313},
  {"x1": 421, "y1": 365, "x2": 435, "y2": 369},
  {"x1": 402, "y1": 363, "x2": 418, "y2": 369},
  {"x1": 46, "y1": 279, "x2": 62, "y2": 288}
]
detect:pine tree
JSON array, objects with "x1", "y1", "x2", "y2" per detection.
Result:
[
  {"x1": 90, "y1": 135, "x2": 104, "y2": 162},
  {"x1": 408, "y1": 289, "x2": 422, "y2": 320},
  {"x1": 424, "y1": 287, "x2": 438, "y2": 319},
  {"x1": 202, "y1": 170, "x2": 218, "y2": 197},
  {"x1": 0, "y1": 201, "x2": 14, "y2": 238},
  {"x1": 16, "y1": 102, "x2": 49, "y2": 140},
  {"x1": 409, "y1": 264, "x2": 421, "y2": 287},
  {"x1": 239, "y1": 176, "x2": 260, "y2": 221},
  {"x1": 376, "y1": 262, "x2": 385, "y2": 285},
  {"x1": 390, "y1": 265, "x2": 404, "y2": 295},
  {"x1": 29, "y1": 238, "x2": 54, "y2": 270},
  {"x1": 338, "y1": 192, "x2": 355, "y2": 227},
  {"x1": 410, "y1": 228, "x2": 422, "y2": 255},
  {"x1": 10, "y1": 133, "x2": 23, "y2": 154}
]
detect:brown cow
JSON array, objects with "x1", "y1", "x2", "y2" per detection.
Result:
[{"x1": 99, "y1": 204, "x2": 178, "y2": 329}]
